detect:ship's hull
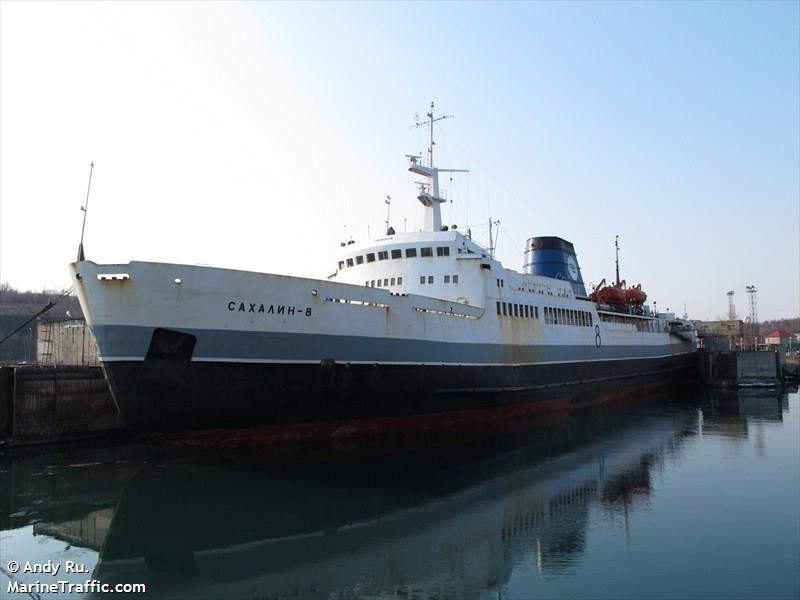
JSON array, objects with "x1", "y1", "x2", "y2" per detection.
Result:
[
  {"x1": 71, "y1": 260, "x2": 696, "y2": 433},
  {"x1": 104, "y1": 349, "x2": 695, "y2": 431}
]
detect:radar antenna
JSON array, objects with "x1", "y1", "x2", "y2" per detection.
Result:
[
  {"x1": 412, "y1": 101, "x2": 452, "y2": 167},
  {"x1": 407, "y1": 103, "x2": 467, "y2": 232}
]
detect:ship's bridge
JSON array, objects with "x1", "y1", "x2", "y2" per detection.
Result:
[{"x1": 330, "y1": 230, "x2": 492, "y2": 307}]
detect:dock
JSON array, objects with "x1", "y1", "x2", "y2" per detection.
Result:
[{"x1": 0, "y1": 365, "x2": 123, "y2": 446}]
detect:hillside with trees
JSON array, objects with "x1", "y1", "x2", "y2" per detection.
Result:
[{"x1": 0, "y1": 283, "x2": 83, "y2": 363}]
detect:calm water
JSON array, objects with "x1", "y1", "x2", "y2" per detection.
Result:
[{"x1": 1, "y1": 386, "x2": 798, "y2": 600}]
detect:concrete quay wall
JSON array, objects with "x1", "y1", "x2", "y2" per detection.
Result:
[
  {"x1": 0, "y1": 366, "x2": 123, "y2": 445},
  {"x1": 699, "y1": 350, "x2": 782, "y2": 388}
]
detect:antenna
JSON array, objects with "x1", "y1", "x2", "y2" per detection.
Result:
[
  {"x1": 488, "y1": 219, "x2": 500, "y2": 258},
  {"x1": 412, "y1": 101, "x2": 452, "y2": 167},
  {"x1": 614, "y1": 235, "x2": 620, "y2": 286},
  {"x1": 77, "y1": 161, "x2": 94, "y2": 261},
  {"x1": 385, "y1": 195, "x2": 391, "y2": 234}
]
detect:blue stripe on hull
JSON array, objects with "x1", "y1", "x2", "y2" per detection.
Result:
[{"x1": 92, "y1": 324, "x2": 690, "y2": 365}]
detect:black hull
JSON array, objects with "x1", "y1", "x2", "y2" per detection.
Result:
[{"x1": 103, "y1": 348, "x2": 697, "y2": 432}]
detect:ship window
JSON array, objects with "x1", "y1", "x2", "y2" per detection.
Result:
[
  {"x1": 535, "y1": 306, "x2": 539, "y2": 319},
  {"x1": 365, "y1": 281, "x2": 369, "y2": 286},
  {"x1": 496, "y1": 301, "x2": 501, "y2": 315},
  {"x1": 398, "y1": 277, "x2": 402, "y2": 284},
  {"x1": 356, "y1": 255, "x2": 364, "y2": 265},
  {"x1": 366, "y1": 253, "x2": 376, "y2": 263},
  {"x1": 589, "y1": 314, "x2": 592, "y2": 326},
  {"x1": 406, "y1": 248, "x2": 417, "y2": 258},
  {"x1": 390, "y1": 277, "x2": 396, "y2": 285},
  {"x1": 524, "y1": 305, "x2": 529, "y2": 318},
  {"x1": 391, "y1": 249, "x2": 402, "y2": 259},
  {"x1": 376, "y1": 280, "x2": 381, "y2": 287},
  {"x1": 338, "y1": 261, "x2": 345, "y2": 270},
  {"x1": 420, "y1": 276, "x2": 426, "y2": 284},
  {"x1": 497, "y1": 279, "x2": 501, "y2": 287},
  {"x1": 502, "y1": 303, "x2": 508, "y2": 316},
  {"x1": 444, "y1": 275, "x2": 450, "y2": 283},
  {"x1": 515, "y1": 304, "x2": 520, "y2": 317},
  {"x1": 384, "y1": 278, "x2": 389, "y2": 286},
  {"x1": 436, "y1": 246, "x2": 450, "y2": 256},
  {"x1": 421, "y1": 247, "x2": 433, "y2": 257},
  {"x1": 346, "y1": 258, "x2": 354, "y2": 268},
  {"x1": 378, "y1": 251, "x2": 388, "y2": 260},
  {"x1": 428, "y1": 276, "x2": 434, "y2": 284},
  {"x1": 371, "y1": 280, "x2": 375, "y2": 287},
  {"x1": 453, "y1": 275, "x2": 459, "y2": 284}
]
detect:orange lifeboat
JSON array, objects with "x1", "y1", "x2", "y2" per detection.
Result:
[
  {"x1": 590, "y1": 279, "x2": 627, "y2": 306},
  {"x1": 625, "y1": 284, "x2": 647, "y2": 306}
]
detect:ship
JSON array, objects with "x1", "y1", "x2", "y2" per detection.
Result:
[{"x1": 69, "y1": 105, "x2": 696, "y2": 432}]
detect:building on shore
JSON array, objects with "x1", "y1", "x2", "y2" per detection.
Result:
[
  {"x1": 36, "y1": 319, "x2": 99, "y2": 366},
  {"x1": 764, "y1": 330, "x2": 795, "y2": 350},
  {"x1": 695, "y1": 320, "x2": 743, "y2": 352}
]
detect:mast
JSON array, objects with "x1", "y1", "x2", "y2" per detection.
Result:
[
  {"x1": 408, "y1": 103, "x2": 467, "y2": 232},
  {"x1": 77, "y1": 161, "x2": 94, "y2": 261},
  {"x1": 614, "y1": 235, "x2": 620, "y2": 286}
]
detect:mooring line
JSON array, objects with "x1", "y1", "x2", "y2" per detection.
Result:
[{"x1": 0, "y1": 286, "x2": 76, "y2": 347}]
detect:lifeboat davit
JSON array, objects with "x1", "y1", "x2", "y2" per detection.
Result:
[
  {"x1": 625, "y1": 284, "x2": 647, "y2": 306},
  {"x1": 590, "y1": 279, "x2": 627, "y2": 306}
]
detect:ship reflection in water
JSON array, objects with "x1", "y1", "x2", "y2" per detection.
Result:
[{"x1": 1, "y1": 387, "x2": 798, "y2": 600}]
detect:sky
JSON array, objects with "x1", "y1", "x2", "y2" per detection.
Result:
[{"x1": 1, "y1": 1, "x2": 798, "y2": 321}]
